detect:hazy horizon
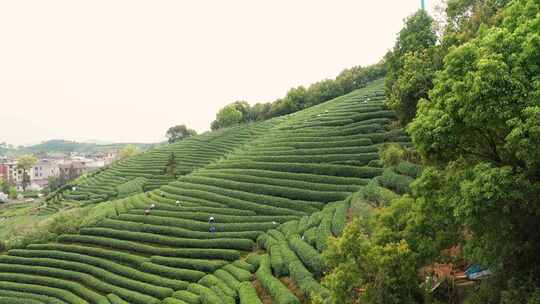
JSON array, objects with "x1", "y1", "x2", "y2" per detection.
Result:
[{"x1": 0, "y1": 0, "x2": 440, "y2": 146}]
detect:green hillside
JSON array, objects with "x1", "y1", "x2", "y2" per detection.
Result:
[
  {"x1": 0, "y1": 79, "x2": 414, "y2": 304},
  {"x1": 46, "y1": 122, "x2": 276, "y2": 211}
]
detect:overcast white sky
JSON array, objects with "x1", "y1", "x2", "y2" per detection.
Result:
[{"x1": 0, "y1": 0, "x2": 440, "y2": 146}]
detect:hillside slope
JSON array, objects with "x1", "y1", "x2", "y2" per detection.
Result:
[
  {"x1": 0, "y1": 79, "x2": 411, "y2": 304},
  {"x1": 46, "y1": 121, "x2": 276, "y2": 211}
]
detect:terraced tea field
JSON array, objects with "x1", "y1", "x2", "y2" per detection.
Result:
[
  {"x1": 47, "y1": 122, "x2": 276, "y2": 209},
  {"x1": 0, "y1": 79, "x2": 414, "y2": 303}
]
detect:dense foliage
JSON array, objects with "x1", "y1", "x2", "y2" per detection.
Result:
[
  {"x1": 322, "y1": 218, "x2": 420, "y2": 304},
  {"x1": 117, "y1": 145, "x2": 141, "y2": 160},
  {"x1": 210, "y1": 64, "x2": 386, "y2": 130},
  {"x1": 385, "y1": 10, "x2": 439, "y2": 125},
  {"x1": 165, "y1": 125, "x2": 197, "y2": 144},
  {"x1": 322, "y1": 1, "x2": 540, "y2": 303},
  {"x1": 408, "y1": 0, "x2": 540, "y2": 300}
]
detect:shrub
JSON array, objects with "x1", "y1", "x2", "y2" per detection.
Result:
[
  {"x1": 279, "y1": 220, "x2": 299, "y2": 237},
  {"x1": 180, "y1": 175, "x2": 346, "y2": 203},
  {"x1": 0, "y1": 254, "x2": 173, "y2": 299},
  {"x1": 288, "y1": 234, "x2": 326, "y2": 277},
  {"x1": 156, "y1": 186, "x2": 304, "y2": 216},
  {"x1": 239, "y1": 281, "x2": 263, "y2": 304},
  {"x1": 207, "y1": 161, "x2": 383, "y2": 179},
  {"x1": 26, "y1": 243, "x2": 146, "y2": 268},
  {"x1": 116, "y1": 177, "x2": 147, "y2": 197},
  {"x1": 0, "y1": 290, "x2": 64, "y2": 304},
  {"x1": 270, "y1": 244, "x2": 287, "y2": 277},
  {"x1": 187, "y1": 283, "x2": 222, "y2": 304},
  {"x1": 279, "y1": 242, "x2": 328, "y2": 298},
  {"x1": 0, "y1": 272, "x2": 109, "y2": 304},
  {"x1": 194, "y1": 171, "x2": 362, "y2": 193},
  {"x1": 172, "y1": 290, "x2": 200, "y2": 304},
  {"x1": 202, "y1": 168, "x2": 367, "y2": 186},
  {"x1": 167, "y1": 182, "x2": 321, "y2": 213},
  {"x1": 303, "y1": 228, "x2": 318, "y2": 247},
  {"x1": 377, "y1": 168, "x2": 413, "y2": 194},
  {"x1": 240, "y1": 153, "x2": 379, "y2": 166},
  {"x1": 379, "y1": 143, "x2": 406, "y2": 167},
  {"x1": 140, "y1": 262, "x2": 206, "y2": 282},
  {"x1": 394, "y1": 160, "x2": 422, "y2": 178},
  {"x1": 129, "y1": 209, "x2": 298, "y2": 225},
  {"x1": 198, "y1": 274, "x2": 236, "y2": 298},
  {"x1": 0, "y1": 261, "x2": 161, "y2": 304},
  {"x1": 0, "y1": 297, "x2": 42, "y2": 304},
  {"x1": 0, "y1": 280, "x2": 86, "y2": 304},
  {"x1": 116, "y1": 214, "x2": 274, "y2": 233},
  {"x1": 296, "y1": 216, "x2": 310, "y2": 235},
  {"x1": 15, "y1": 250, "x2": 184, "y2": 290},
  {"x1": 151, "y1": 256, "x2": 228, "y2": 273},
  {"x1": 316, "y1": 210, "x2": 334, "y2": 252},
  {"x1": 161, "y1": 297, "x2": 187, "y2": 304},
  {"x1": 246, "y1": 254, "x2": 262, "y2": 269},
  {"x1": 78, "y1": 227, "x2": 255, "y2": 251},
  {"x1": 107, "y1": 294, "x2": 130, "y2": 304},
  {"x1": 255, "y1": 255, "x2": 300, "y2": 304},
  {"x1": 307, "y1": 211, "x2": 323, "y2": 229},
  {"x1": 57, "y1": 235, "x2": 241, "y2": 260},
  {"x1": 332, "y1": 201, "x2": 349, "y2": 236},
  {"x1": 214, "y1": 269, "x2": 241, "y2": 290},
  {"x1": 356, "y1": 179, "x2": 399, "y2": 207},
  {"x1": 233, "y1": 259, "x2": 257, "y2": 273},
  {"x1": 223, "y1": 264, "x2": 252, "y2": 282},
  {"x1": 99, "y1": 218, "x2": 262, "y2": 240}
]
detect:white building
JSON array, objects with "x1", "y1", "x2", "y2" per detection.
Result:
[{"x1": 6, "y1": 159, "x2": 60, "y2": 191}]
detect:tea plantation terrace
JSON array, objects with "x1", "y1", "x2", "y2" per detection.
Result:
[
  {"x1": 46, "y1": 121, "x2": 276, "y2": 210},
  {"x1": 0, "y1": 79, "x2": 413, "y2": 303}
]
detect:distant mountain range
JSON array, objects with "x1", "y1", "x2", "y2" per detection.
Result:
[{"x1": 0, "y1": 139, "x2": 155, "y2": 156}]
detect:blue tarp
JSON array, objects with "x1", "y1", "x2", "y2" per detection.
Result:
[{"x1": 465, "y1": 264, "x2": 492, "y2": 280}]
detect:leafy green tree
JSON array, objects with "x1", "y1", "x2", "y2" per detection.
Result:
[
  {"x1": 230, "y1": 101, "x2": 251, "y2": 119},
  {"x1": 306, "y1": 80, "x2": 343, "y2": 108},
  {"x1": 118, "y1": 145, "x2": 141, "y2": 160},
  {"x1": 444, "y1": 0, "x2": 511, "y2": 46},
  {"x1": 385, "y1": 10, "x2": 438, "y2": 125},
  {"x1": 335, "y1": 64, "x2": 386, "y2": 93},
  {"x1": 387, "y1": 49, "x2": 440, "y2": 125},
  {"x1": 165, "y1": 124, "x2": 197, "y2": 144},
  {"x1": 211, "y1": 104, "x2": 244, "y2": 130},
  {"x1": 17, "y1": 155, "x2": 37, "y2": 191},
  {"x1": 210, "y1": 63, "x2": 385, "y2": 129},
  {"x1": 247, "y1": 102, "x2": 272, "y2": 121},
  {"x1": 408, "y1": 0, "x2": 540, "y2": 299},
  {"x1": 8, "y1": 186, "x2": 17, "y2": 199},
  {"x1": 322, "y1": 218, "x2": 421, "y2": 304},
  {"x1": 0, "y1": 178, "x2": 9, "y2": 194}
]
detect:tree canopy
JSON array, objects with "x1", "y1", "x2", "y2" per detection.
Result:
[
  {"x1": 16, "y1": 155, "x2": 37, "y2": 191},
  {"x1": 165, "y1": 124, "x2": 197, "y2": 144},
  {"x1": 323, "y1": 0, "x2": 540, "y2": 302},
  {"x1": 16, "y1": 155, "x2": 37, "y2": 171},
  {"x1": 408, "y1": 0, "x2": 540, "y2": 278},
  {"x1": 385, "y1": 10, "x2": 439, "y2": 125},
  {"x1": 118, "y1": 145, "x2": 141, "y2": 160},
  {"x1": 210, "y1": 63, "x2": 386, "y2": 130},
  {"x1": 210, "y1": 102, "x2": 247, "y2": 130}
]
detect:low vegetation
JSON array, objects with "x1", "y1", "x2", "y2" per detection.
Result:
[{"x1": 1, "y1": 1, "x2": 537, "y2": 303}]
